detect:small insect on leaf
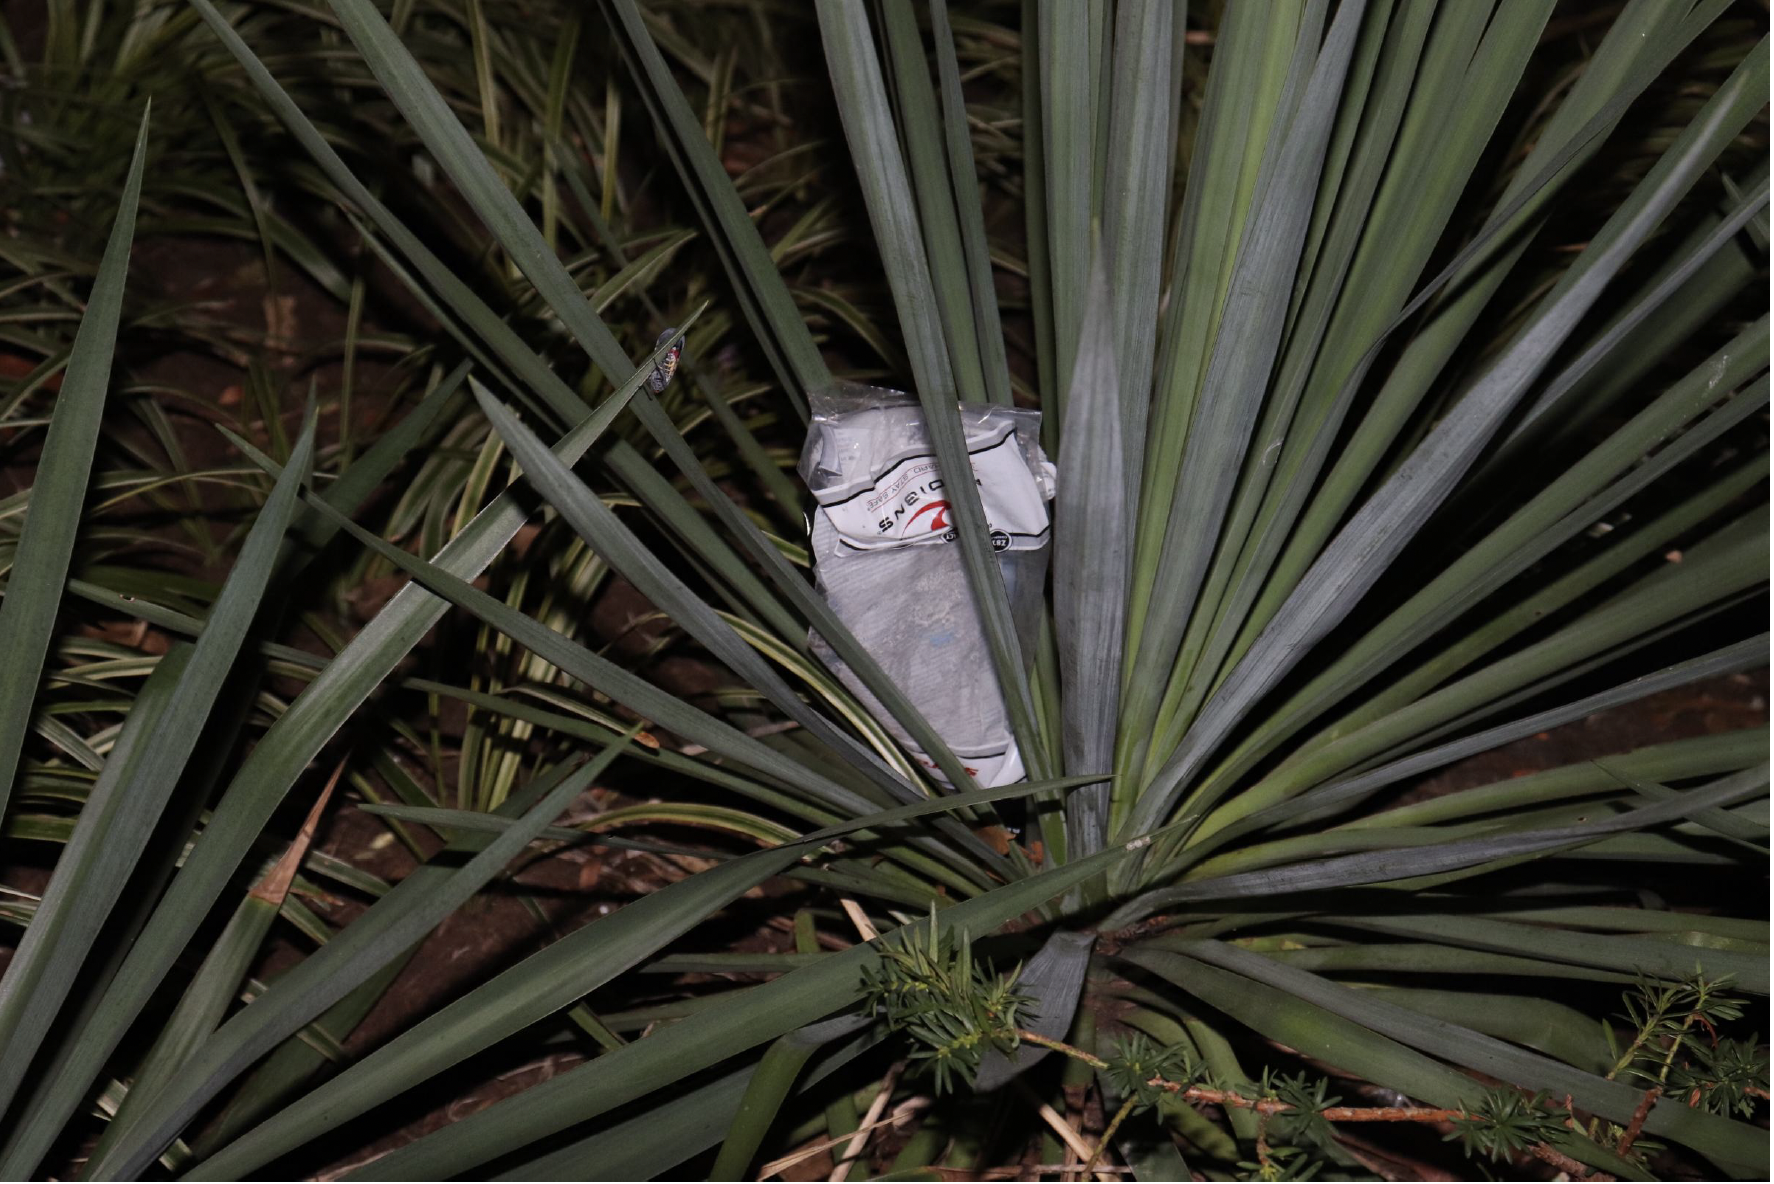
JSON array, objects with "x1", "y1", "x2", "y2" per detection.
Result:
[{"x1": 647, "y1": 327, "x2": 683, "y2": 393}]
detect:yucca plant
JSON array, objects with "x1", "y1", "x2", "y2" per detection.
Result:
[{"x1": 0, "y1": 0, "x2": 1767, "y2": 1180}]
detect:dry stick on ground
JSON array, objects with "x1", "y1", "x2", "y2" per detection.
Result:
[
  {"x1": 253, "y1": 761, "x2": 343, "y2": 904},
  {"x1": 1079, "y1": 1094, "x2": 1138, "y2": 1176},
  {"x1": 827, "y1": 1061, "x2": 903, "y2": 1181},
  {"x1": 760, "y1": 1097, "x2": 931, "y2": 1179},
  {"x1": 1011, "y1": 1079, "x2": 1117, "y2": 1184},
  {"x1": 1061, "y1": 1079, "x2": 1084, "y2": 1183},
  {"x1": 839, "y1": 897, "x2": 879, "y2": 942}
]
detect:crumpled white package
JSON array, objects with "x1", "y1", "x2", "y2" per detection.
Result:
[{"x1": 799, "y1": 384, "x2": 1055, "y2": 788}]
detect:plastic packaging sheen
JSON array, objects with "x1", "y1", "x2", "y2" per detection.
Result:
[{"x1": 799, "y1": 385, "x2": 1056, "y2": 788}]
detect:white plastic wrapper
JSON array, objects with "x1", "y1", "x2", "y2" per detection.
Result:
[{"x1": 799, "y1": 384, "x2": 1056, "y2": 787}]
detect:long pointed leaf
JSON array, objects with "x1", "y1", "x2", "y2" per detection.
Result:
[
  {"x1": 1054, "y1": 252, "x2": 1126, "y2": 858},
  {"x1": 1157, "y1": 940, "x2": 1765, "y2": 1175},
  {"x1": 816, "y1": 0, "x2": 1049, "y2": 778},
  {"x1": 599, "y1": 0, "x2": 830, "y2": 418},
  {"x1": 0, "y1": 337, "x2": 664, "y2": 1179},
  {"x1": 1121, "y1": 0, "x2": 1363, "y2": 774},
  {"x1": 92, "y1": 728, "x2": 642, "y2": 1179},
  {"x1": 189, "y1": 776, "x2": 1097, "y2": 1180},
  {"x1": 0, "y1": 107, "x2": 148, "y2": 821},
  {"x1": 0, "y1": 410, "x2": 312, "y2": 1120},
  {"x1": 340, "y1": 828, "x2": 1174, "y2": 1180},
  {"x1": 1131, "y1": 40, "x2": 1770, "y2": 841}
]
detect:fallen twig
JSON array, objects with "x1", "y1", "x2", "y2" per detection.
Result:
[
  {"x1": 1012, "y1": 1079, "x2": 1116, "y2": 1183},
  {"x1": 839, "y1": 897, "x2": 879, "y2": 942},
  {"x1": 761, "y1": 1096, "x2": 929, "y2": 1179},
  {"x1": 827, "y1": 1061, "x2": 902, "y2": 1181}
]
